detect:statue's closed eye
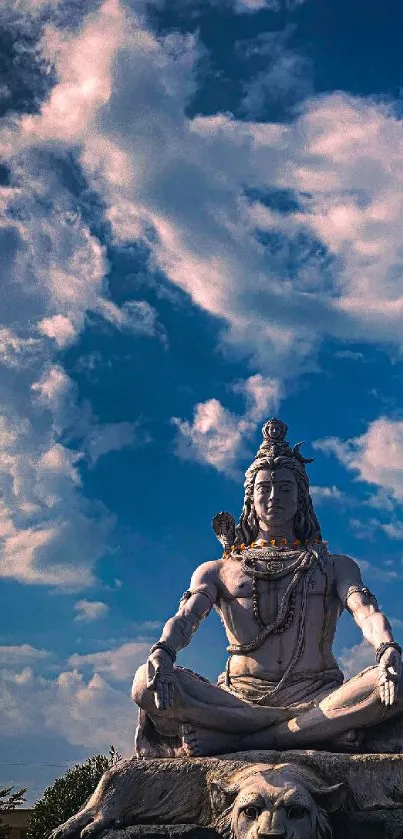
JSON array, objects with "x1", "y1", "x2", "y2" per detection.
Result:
[{"x1": 287, "y1": 805, "x2": 307, "y2": 820}]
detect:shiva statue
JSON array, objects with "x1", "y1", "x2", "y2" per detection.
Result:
[{"x1": 132, "y1": 419, "x2": 403, "y2": 756}]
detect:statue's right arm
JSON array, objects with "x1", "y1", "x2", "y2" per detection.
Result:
[
  {"x1": 144, "y1": 561, "x2": 220, "y2": 710},
  {"x1": 159, "y1": 560, "x2": 220, "y2": 652}
]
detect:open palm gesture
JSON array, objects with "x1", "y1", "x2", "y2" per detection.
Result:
[
  {"x1": 378, "y1": 647, "x2": 402, "y2": 707},
  {"x1": 147, "y1": 649, "x2": 176, "y2": 710}
]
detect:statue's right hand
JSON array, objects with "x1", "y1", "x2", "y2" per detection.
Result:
[{"x1": 146, "y1": 650, "x2": 176, "y2": 710}]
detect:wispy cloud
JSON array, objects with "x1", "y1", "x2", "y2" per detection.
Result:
[
  {"x1": 3, "y1": 0, "x2": 403, "y2": 586},
  {"x1": 338, "y1": 640, "x2": 374, "y2": 679},
  {"x1": 314, "y1": 418, "x2": 403, "y2": 503},
  {"x1": 233, "y1": 0, "x2": 305, "y2": 13},
  {"x1": 172, "y1": 374, "x2": 280, "y2": 476},
  {"x1": 0, "y1": 644, "x2": 50, "y2": 665},
  {"x1": 84, "y1": 422, "x2": 142, "y2": 466},
  {"x1": 310, "y1": 485, "x2": 346, "y2": 503},
  {"x1": 68, "y1": 641, "x2": 151, "y2": 682},
  {"x1": 0, "y1": 638, "x2": 150, "y2": 753},
  {"x1": 5, "y1": 0, "x2": 403, "y2": 386},
  {"x1": 238, "y1": 29, "x2": 312, "y2": 118},
  {"x1": 74, "y1": 600, "x2": 110, "y2": 622}
]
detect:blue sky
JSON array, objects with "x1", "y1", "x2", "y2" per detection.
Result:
[{"x1": 2, "y1": 0, "x2": 403, "y2": 804}]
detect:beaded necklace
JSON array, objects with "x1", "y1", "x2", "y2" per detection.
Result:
[
  {"x1": 225, "y1": 545, "x2": 325, "y2": 703},
  {"x1": 241, "y1": 548, "x2": 307, "y2": 579},
  {"x1": 240, "y1": 546, "x2": 306, "y2": 634}
]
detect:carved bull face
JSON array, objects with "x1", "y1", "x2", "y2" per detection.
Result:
[{"x1": 211, "y1": 765, "x2": 344, "y2": 839}]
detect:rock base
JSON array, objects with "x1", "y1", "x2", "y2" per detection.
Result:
[
  {"x1": 49, "y1": 750, "x2": 403, "y2": 839},
  {"x1": 100, "y1": 828, "x2": 217, "y2": 839},
  {"x1": 93, "y1": 815, "x2": 403, "y2": 839}
]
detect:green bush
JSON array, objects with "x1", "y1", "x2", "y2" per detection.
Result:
[{"x1": 28, "y1": 747, "x2": 120, "y2": 839}]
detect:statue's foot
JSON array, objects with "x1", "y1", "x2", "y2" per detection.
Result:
[
  {"x1": 331, "y1": 728, "x2": 364, "y2": 753},
  {"x1": 182, "y1": 724, "x2": 241, "y2": 756},
  {"x1": 135, "y1": 711, "x2": 183, "y2": 758}
]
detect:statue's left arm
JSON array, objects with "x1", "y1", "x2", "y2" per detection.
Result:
[{"x1": 334, "y1": 554, "x2": 402, "y2": 707}]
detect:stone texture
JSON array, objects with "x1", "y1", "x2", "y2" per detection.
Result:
[
  {"x1": 100, "y1": 828, "x2": 217, "y2": 839},
  {"x1": 98, "y1": 815, "x2": 403, "y2": 839},
  {"x1": 49, "y1": 751, "x2": 403, "y2": 839}
]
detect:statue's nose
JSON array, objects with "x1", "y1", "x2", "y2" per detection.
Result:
[{"x1": 257, "y1": 812, "x2": 286, "y2": 838}]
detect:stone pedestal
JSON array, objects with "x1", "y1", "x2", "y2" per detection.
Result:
[
  {"x1": 50, "y1": 751, "x2": 403, "y2": 839},
  {"x1": 100, "y1": 828, "x2": 217, "y2": 839}
]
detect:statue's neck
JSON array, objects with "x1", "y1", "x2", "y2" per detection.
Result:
[{"x1": 257, "y1": 522, "x2": 296, "y2": 542}]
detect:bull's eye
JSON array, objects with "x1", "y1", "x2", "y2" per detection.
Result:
[
  {"x1": 287, "y1": 805, "x2": 307, "y2": 820},
  {"x1": 243, "y1": 806, "x2": 260, "y2": 820}
]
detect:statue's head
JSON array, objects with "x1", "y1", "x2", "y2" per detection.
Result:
[
  {"x1": 236, "y1": 418, "x2": 321, "y2": 546},
  {"x1": 212, "y1": 764, "x2": 344, "y2": 839}
]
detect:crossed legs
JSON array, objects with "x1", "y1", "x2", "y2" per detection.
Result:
[
  {"x1": 243, "y1": 666, "x2": 403, "y2": 750},
  {"x1": 132, "y1": 663, "x2": 403, "y2": 756}
]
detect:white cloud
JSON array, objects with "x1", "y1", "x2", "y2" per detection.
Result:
[
  {"x1": 85, "y1": 422, "x2": 139, "y2": 465},
  {"x1": 235, "y1": 374, "x2": 281, "y2": 422},
  {"x1": 0, "y1": 665, "x2": 133, "y2": 755},
  {"x1": 31, "y1": 365, "x2": 76, "y2": 421},
  {"x1": 0, "y1": 401, "x2": 113, "y2": 588},
  {"x1": 0, "y1": 5, "x2": 172, "y2": 591},
  {"x1": 390, "y1": 617, "x2": 403, "y2": 632},
  {"x1": 0, "y1": 327, "x2": 40, "y2": 368},
  {"x1": 74, "y1": 599, "x2": 110, "y2": 622},
  {"x1": 6, "y1": 2, "x2": 403, "y2": 383},
  {"x1": 233, "y1": 0, "x2": 305, "y2": 12},
  {"x1": 172, "y1": 374, "x2": 280, "y2": 476},
  {"x1": 345, "y1": 553, "x2": 399, "y2": 584},
  {"x1": 0, "y1": 523, "x2": 96, "y2": 588},
  {"x1": 338, "y1": 640, "x2": 374, "y2": 679},
  {"x1": 379, "y1": 520, "x2": 403, "y2": 540},
  {"x1": 0, "y1": 356, "x2": 141, "y2": 587},
  {"x1": 97, "y1": 298, "x2": 168, "y2": 346},
  {"x1": 239, "y1": 33, "x2": 312, "y2": 118},
  {"x1": 4, "y1": 3, "x2": 403, "y2": 385},
  {"x1": 38, "y1": 315, "x2": 77, "y2": 348},
  {"x1": 310, "y1": 485, "x2": 345, "y2": 503},
  {"x1": 0, "y1": 644, "x2": 50, "y2": 665},
  {"x1": 0, "y1": 639, "x2": 150, "y2": 753},
  {"x1": 315, "y1": 418, "x2": 403, "y2": 502},
  {"x1": 68, "y1": 641, "x2": 151, "y2": 682},
  {"x1": 4, "y1": 1, "x2": 403, "y2": 579},
  {"x1": 173, "y1": 398, "x2": 250, "y2": 477}
]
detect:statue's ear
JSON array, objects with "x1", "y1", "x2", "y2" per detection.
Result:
[
  {"x1": 309, "y1": 782, "x2": 346, "y2": 812},
  {"x1": 210, "y1": 780, "x2": 238, "y2": 814}
]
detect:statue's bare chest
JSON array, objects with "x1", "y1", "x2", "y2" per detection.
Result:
[
  {"x1": 217, "y1": 551, "x2": 337, "y2": 651},
  {"x1": 219, "y1": 554, "x2": 330, "y2": 597}
]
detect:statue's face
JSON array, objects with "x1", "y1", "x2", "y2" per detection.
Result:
[
  {"x1": 253, "y1": 467, "x2": 298, "y2": 530},
  {"x1": 230, "y1": 776, "x2": 315, "y2": 839},
  {"x1": 267, "y1": 420, "x2": 283, "y2": 440}
]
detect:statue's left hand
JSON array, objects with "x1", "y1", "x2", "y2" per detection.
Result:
[{"x1": 378, "y1": 647, "x2": 402, "y2": 707}]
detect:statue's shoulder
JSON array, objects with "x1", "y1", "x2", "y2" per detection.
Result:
[
  {"x1": 189, "y1": 559, "x2": 221, "y2": 588},
  {"x1": 328, "y1": 552, "x2": 360, "y2": 567},
  {"x1": 327, "y1": 552, "x2": 362, "y2": 584}
]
